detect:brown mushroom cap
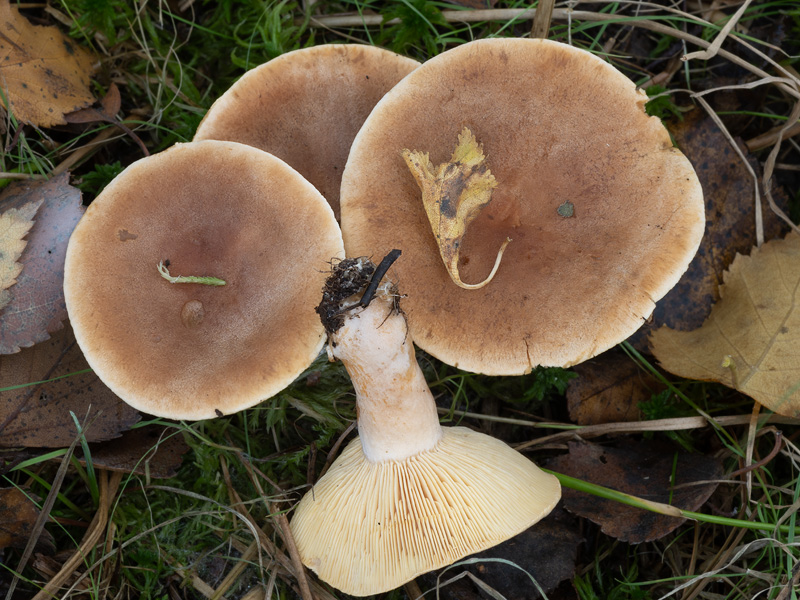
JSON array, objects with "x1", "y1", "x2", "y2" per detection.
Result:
[
  {"x1": 290, "y1": 426, "x2": 561, "y2": 596},
  {"x1": 193, "y1": 44, "x2": 420, "y2": 219},
  {"x1": 340, "y1": 38, "x2": 704, "y2": 375},
  {"x1": 64, "y1": 141, "x2": 344, "y2": 420}
]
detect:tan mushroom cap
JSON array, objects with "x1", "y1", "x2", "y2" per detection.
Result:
[
  {"x1": 290, "y1": 426, "x2": 561, "y2": 596},
  {"x1": 340, "y1": 38, "x2": 705, "y2": 375},
  {"x1": 193, "y1": 44, "x2": 420, "y2": 219},
  {"x1": 64, "y1": 141, "x2": 344, "y2": 420}
]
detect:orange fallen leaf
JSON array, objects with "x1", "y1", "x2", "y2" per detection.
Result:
[
  {"x1": 0, "y1": 173, "x2": 85, "y2": 353},
  {"x1": 651, "y1": 233, "x2": 800, "y2": 416},
  {"x1": 0, "y1": 198, "x2": 42, "y2": 312},
  {"x1": 0, "y1": 1, "x2": 96, "y2": 127}
]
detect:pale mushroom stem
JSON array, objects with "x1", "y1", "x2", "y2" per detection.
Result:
[{"x1": 329, "y1": 289, "x2": 443, "y2": 463}]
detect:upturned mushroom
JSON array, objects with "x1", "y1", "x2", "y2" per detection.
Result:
[
  {"x1": 290, "y1": 255, "x2": 561, "y2": 596},
  {"x1": 340, "y1": 38, "x2": 705, "y2": 375},
  {"x1": 64, "y1": 140, "x2": 344, "y2": 420},
  {"x1": 193, "y1": 44, "x2": 419, "y2": 218}
]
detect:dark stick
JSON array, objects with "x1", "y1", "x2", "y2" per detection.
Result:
[{"x1": 359, "y1": 249, "x2": 402, "y2": 308}]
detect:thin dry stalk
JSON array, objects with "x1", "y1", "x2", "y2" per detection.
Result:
[
  {"x1": 31, "y1": 470, "x2": 123, "y2": 600},
  {"x1": 531, "y1": 0, "x2": 555, "y2": 38},
  {"x1": 512, "y1": 414, "x2": 800, "y2": 450},
  {"x1": 233, "y1": 454, "x2": 315, "y2": 600},
  {"x1": 7, "y1": 437, "x2": 80, "y2": 600},
  {"x1": 209, "y1": 541, "x2": 260, "y2": 600},
  {"x1": 682, "y1": 0, "x2": 753, "y2": 62}
]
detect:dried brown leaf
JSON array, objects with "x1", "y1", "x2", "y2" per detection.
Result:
[
  {"x1": 567, "y1": 351, "x2": 664, "y2": 425},
  {"x1": 0, "y1": 173, "x2": 84, "y2": 354},
  {"x1": 0, "y1": 198, "x2": 41, "y2": 311},
  {"x1": 0, "y1": 487, "x2": 55, "y2": 553},
  {"x1": 0, "y1": 324, "x2": 140, "y2": 448},
  {"x1": 0, "y1": 1, "x2": 96, "y2": 127},
  {"x1": 83, "y1": 425, "x2": 189, "y2": 479},
  {"x1": 651, "y1": 233, "x2": 800, "y2": 416},
  {"x1": 547, "y1": 440, "x2": 722, "y2": 543}
]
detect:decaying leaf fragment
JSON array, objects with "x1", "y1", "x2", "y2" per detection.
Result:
[
  {"x1": 0, "y1": 199, "x2": 42, "y2": 312},
  {"x1": 651, "y1": 233, "x2": 800, "y2": 417},
  {"x1": 0, "y1": 173, "x2": 84, "y2": 354},
  {"x1": 0, "y1": 1, "x2": 96, "y2": 127},
  {"x1": 402, "y1": 127, "x2": 510, "y2": 289}
]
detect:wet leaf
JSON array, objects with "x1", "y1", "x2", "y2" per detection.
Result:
[
  {"x1": 83, "y1": 425, "x2": 189, "y2": 479},
  {"x1": 630, "y1": 111, "x2": 788, "y2": 346},
  {"x1": 567, "y1": 351, "x2": 664, "y2": 425},
  {"x1": 0, "y1": 487, "x2": 55, "y2": 553},
  {"x1": 0, "y1": 199, "x2": 41, "y2": 312},
  {"x1": 419, "y1": 507, "x2": 581, "y2": 600},
  {"x1": 0, "y1": 1, "x2": 96, "y2": 127},
  {"x1": 0, "y1": 173, "x2": 84, "y2": 354},
  {"x1": 0, "y1": 324, "x2": 140, "y2": 448},
  {"x1": 547, "y1": 440, "x2": 722, "y2": 543},
  {"x1": 651, "y1": 233, "x2": 800, "y2": 417}
]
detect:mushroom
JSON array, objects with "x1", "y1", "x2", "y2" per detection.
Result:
[
  {"x1": 340, "y1": 38, "x2": 705, "y2": 375},
  {"x1": 193, "y1": 44, "x2": 420, "y2": 219},
  {"x1": 290, "y1": 255, "x2": 560, "y2": 596},
  {"x1": 64, "y1": 140, "x2": 344, "y2": 420}
]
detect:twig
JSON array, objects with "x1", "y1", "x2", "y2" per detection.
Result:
[
  {"x1": 6, "y1": 436, "x2": 80, "y2": 600},
  {"x1": 530, "y1": 0, "x2": 555, "y2": 39}
]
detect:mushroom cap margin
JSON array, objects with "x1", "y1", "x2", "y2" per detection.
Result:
[{"x1": 194, "y1": 44, "x2": 420, "y2": 219}]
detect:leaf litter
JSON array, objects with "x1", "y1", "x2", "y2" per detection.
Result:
[
  {"x1": 567, "y1": 350, "x2": 664, "y2": 426},
  {"x1": 0, "y1": 324, "x2": 140, "y2": 448},
  {"x1": 0, "y1": 198, "x2": 41, "y2": 312},
  {"x1": 547, "y1": 440, "x2": 722, "y2": 544},
  {"x1": 0, "y1": 1, "x2": 96, "y2": 127},
  {"x1": 651, "y1": 232, "x2": 800, "y2": 417},
  {"x1": 0, "y1": 173, "x2": 84, "y2": 354}
]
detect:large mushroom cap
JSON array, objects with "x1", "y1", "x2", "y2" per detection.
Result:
[
  {"x1": 340, "y1": 38, "x2": 705, "y2": 375},
  {"x1": 193, "y1": 44, "x2": 419, "y2": 218},
  {"x1": 290, "y1": 426, "x2": 561, "y2": 596},
  {"x1": 64, "y1": 141, "x2": 344, "y2": 420}
]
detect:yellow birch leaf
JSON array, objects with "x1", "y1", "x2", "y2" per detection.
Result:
[
  {"x1": 0, "y1": 199, "x2": 42, "y2": 311},
  {"x1": 651, "y1": 233, "x2": 800, "y2": 416},
  {"x1": 402, "y1": 127, "x2": 509, "y2": 290},
  {"x1": 0, "y1": 1, "x2": 96, "y2": 127}
]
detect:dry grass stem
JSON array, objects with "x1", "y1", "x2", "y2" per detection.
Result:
[
  {"x1": 514, "y1": 414, "x2": 800, "y2": 450},
  {"x1": 531, "y1": 0, "x2": 555, "y2": 39},
  {"x1": 681, "y1": 0, "x2": 752, "y2": 62},
  {"x1": 31, "y1": 470, "x2": 123, "y2": 600}
]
